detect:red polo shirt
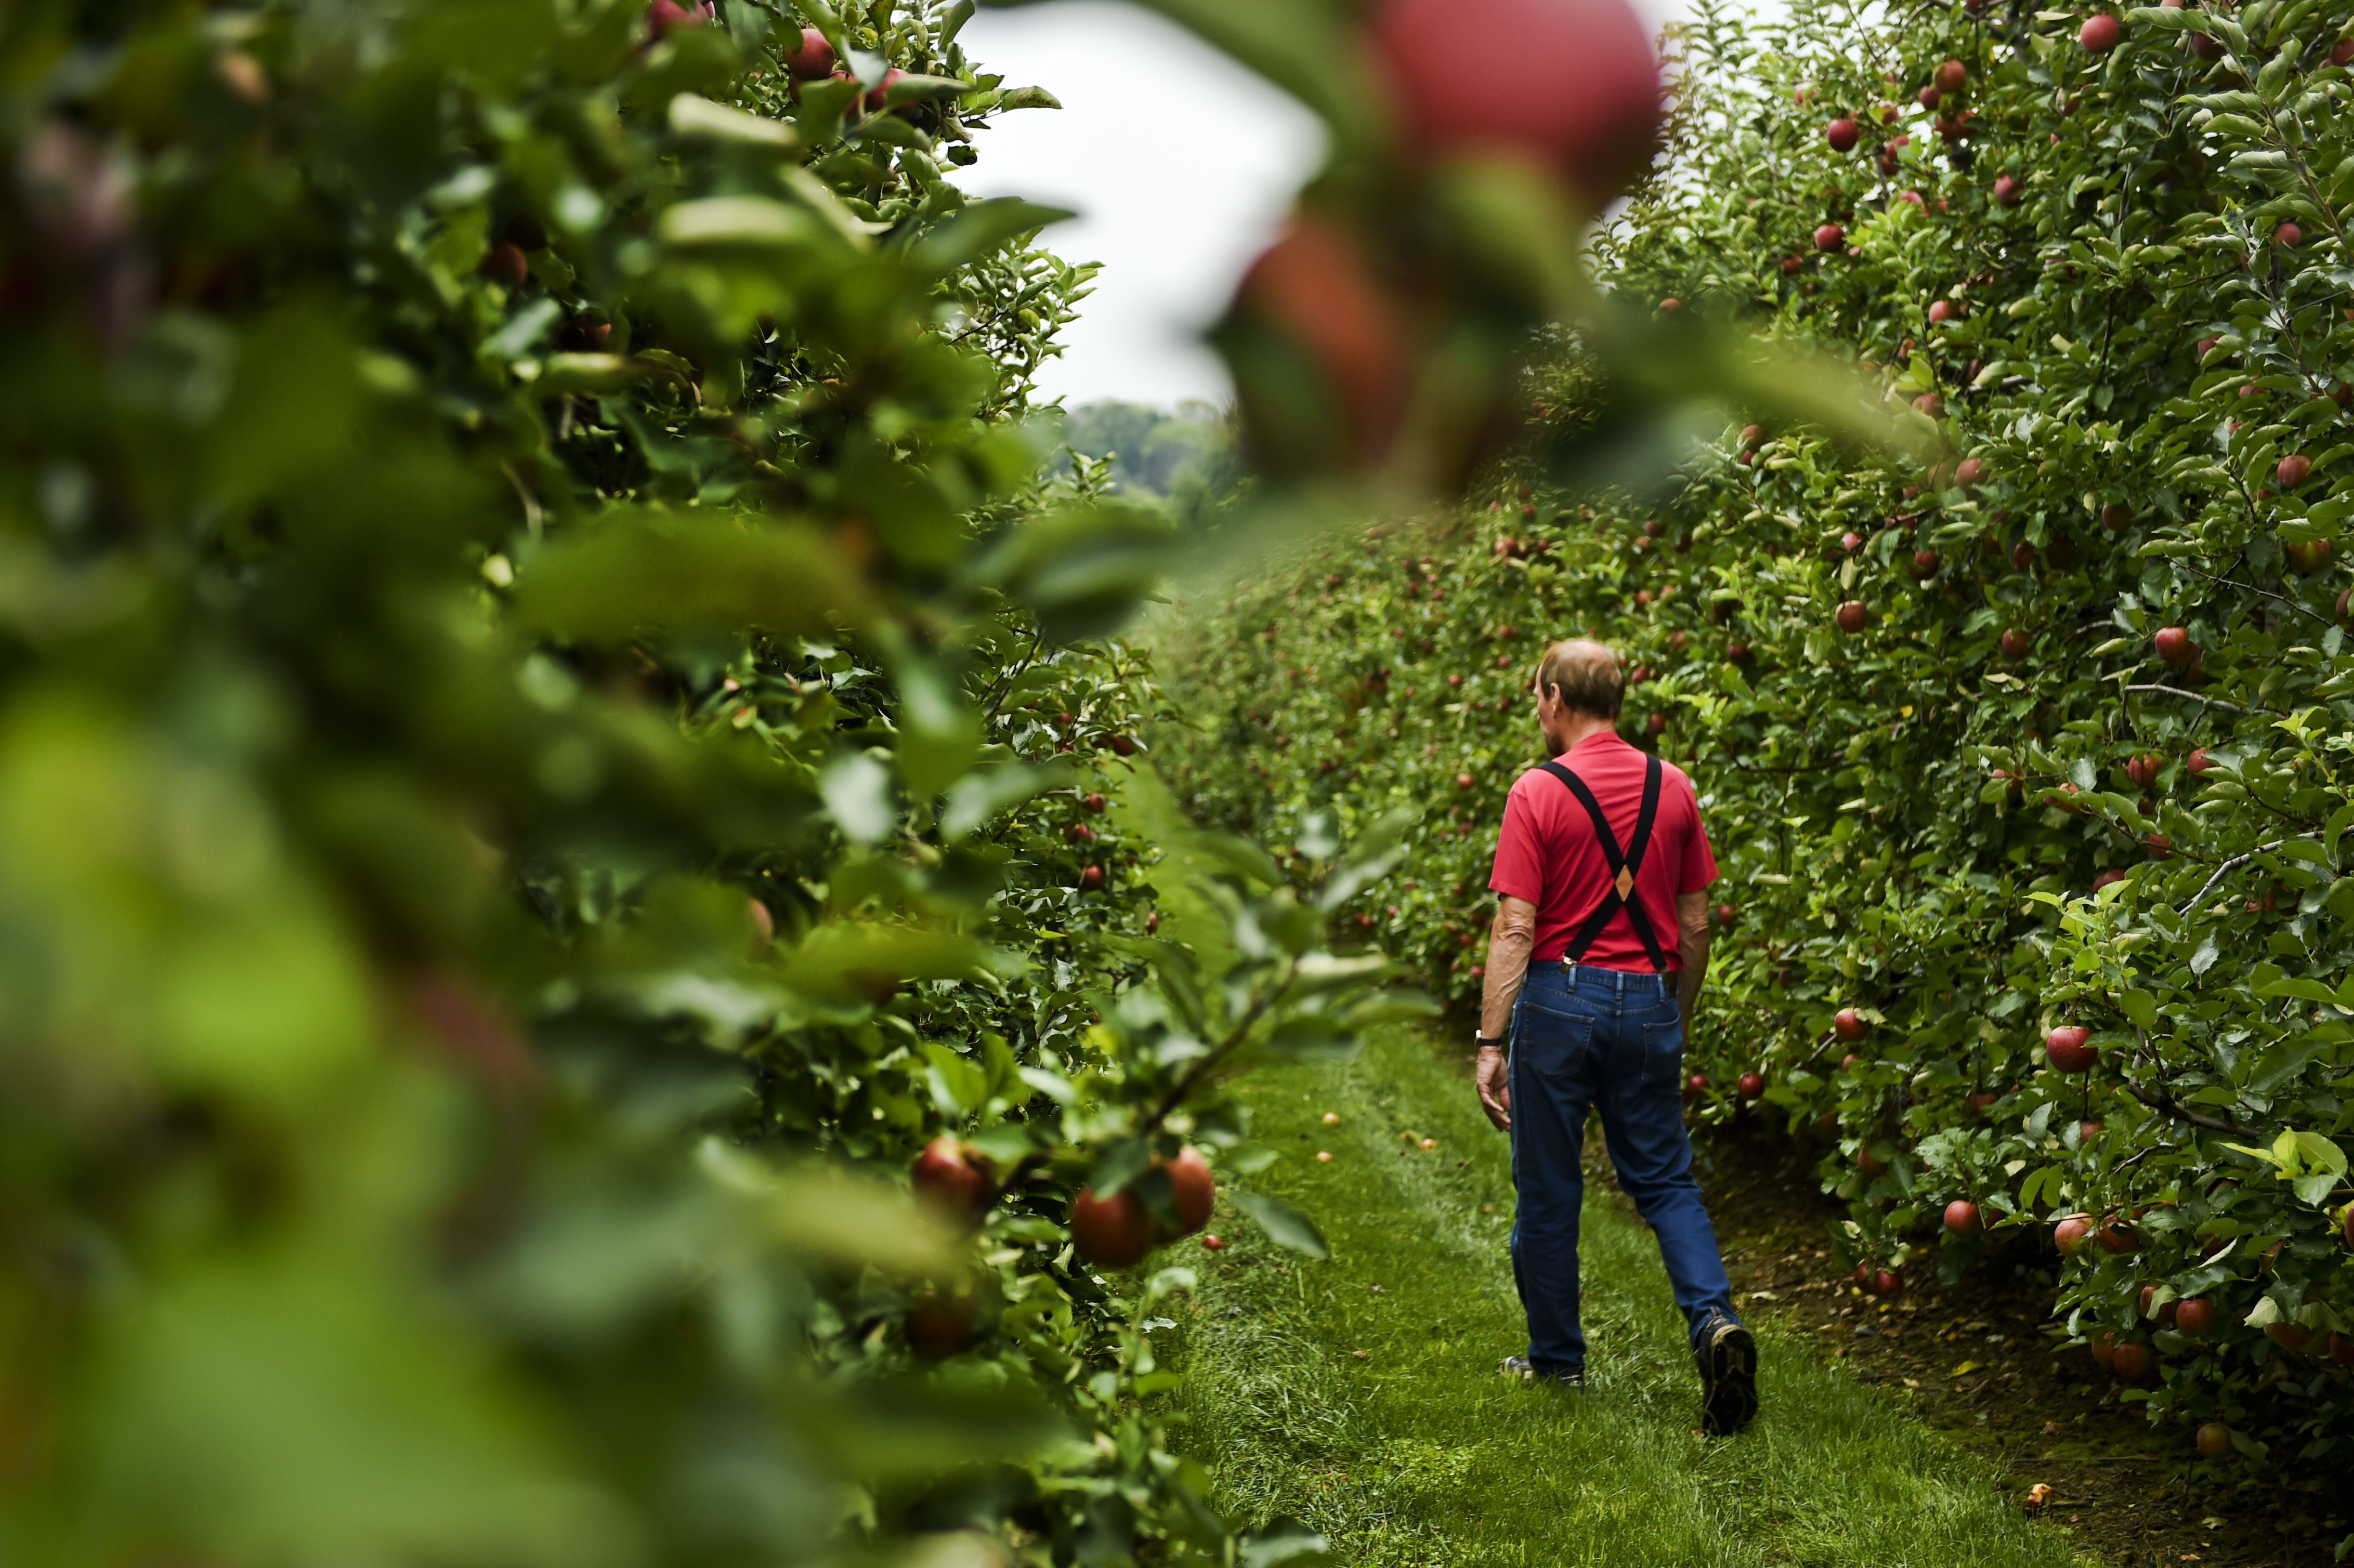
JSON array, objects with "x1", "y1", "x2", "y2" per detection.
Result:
[{"x1": 1487, "y1": 733, "x2": 1718, "y2": 970}]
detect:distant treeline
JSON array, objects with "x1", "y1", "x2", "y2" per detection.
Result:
[{"x1": 1057, "y1": 400, "x2": 1244, "y2": 521}]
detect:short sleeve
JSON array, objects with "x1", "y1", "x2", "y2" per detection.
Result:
[
  {"x1": 1678, "y1": 778, "x2": 1719, "y2": 893},
  {"x1": 1488, "y1": 781, "x2": 1545, "y2": 904}
]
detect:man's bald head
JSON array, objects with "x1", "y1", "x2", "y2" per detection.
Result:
[{"x1": 1534, "y1": 638, "x2": 1623, "y2": 720}]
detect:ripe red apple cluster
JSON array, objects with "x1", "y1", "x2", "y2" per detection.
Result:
[{"x1": 1070, "y1": 1148, "x2": 1218, "y2": 1268}]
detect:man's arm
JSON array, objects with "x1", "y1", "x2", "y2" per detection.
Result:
[
  {"x1": 1474, "y1": 895, "x2": 1537, "y2": 1131},
  {"x1": 1675, "y1": 889, "x2": 1711, "y2": 1022}
]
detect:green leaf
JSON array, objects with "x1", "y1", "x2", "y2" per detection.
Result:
[{"x1": 1230, "y1": 1190, "x2": 1330, "y2": 1259}]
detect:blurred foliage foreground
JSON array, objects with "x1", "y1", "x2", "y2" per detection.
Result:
[
  {"x1": 0, "y1": 1, "x2": 1493, "y2": 1562},
  {"x1": 1157, "y1": 0, "x2": 2354, "y2": 1534}
]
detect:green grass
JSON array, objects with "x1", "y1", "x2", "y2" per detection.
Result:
[
  {"x1": 1170, "y1": 1031, "x2": 2102, "y2": 1566},
  {"x1": 1111, "y1": 767, "x2": 2097, "y2": 1567}
]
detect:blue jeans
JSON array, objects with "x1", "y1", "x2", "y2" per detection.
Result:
[{"x1": 1507, "y1": 963, "x2": 1740, "y2": 1373}]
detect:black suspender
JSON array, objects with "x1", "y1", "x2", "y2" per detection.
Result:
[{"x1": 1535, "y1": 755, "x2": 1670, "y2": 972}]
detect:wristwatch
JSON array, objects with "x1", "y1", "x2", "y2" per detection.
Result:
[{"x1": 1473, "y1": 1033, "x2": 1505, "y2": 1050}]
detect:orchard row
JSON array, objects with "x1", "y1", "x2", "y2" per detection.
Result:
[{"x1": 1158, "y1": 0, "x2": 2354, "y2": 1518}]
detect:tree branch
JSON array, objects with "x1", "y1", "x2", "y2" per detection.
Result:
[
  {"x1": 2180, "y1": 831, "x2": 2324, "y2": 915},
  {"x1": 2123, "y1": 683, "x2": 2269, "y2": 715},
  {"x1": 2125, "y1": 1082, "x2": 2257, "y2": 1138}
]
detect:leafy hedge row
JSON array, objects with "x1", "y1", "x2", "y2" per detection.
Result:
[
  {"x1": 0, "y1": 3, "x2": 1433, "y2": 1563},
  {"x1": 1155, "y1": 0, "x2": 2354, "y2": 1504}
]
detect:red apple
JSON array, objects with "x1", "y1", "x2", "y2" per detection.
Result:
[
  {"x1": 1994, "y1": 174, "x2": 2023, "y2": 205},
  {"x1": 2009, "y1": 539, "x2": 2037, "y2": 571},
  {"x1": 2097, "y1": 1217, "x2": 2137, "y2": 1254},
  {"x1": 2111, "y1": 1339, "x2": 2152, "y2": 1380},
  {"x1": 1727, "y1": 641, "x2": 1750, "y2": 661},
  {"x1": 2054, "y1": 1214, "x2": 2093, "y2": 1255},
  {"x1": 1737, "y1": 1071, "x2": 1766, "y2": 1100},
  {"x1": 905, "y1": 1293, "x2": 978, "y2": 1359},
  {"x1": 2140, "y1": 1285, "x2": 2177, "y2": 1325},
  {"x1": 1065, "y1": 823, "x2": 1095, "y2": 844},
  {"x1": 647, "y1": 0, "x2": 714, "y2": 37},
  {"x1": 861, "y1": 67, "x2": 909, "y2": 113},
  {"x1": 2100, "y1": 502, "x2": 2132, "y2": 528},
  {"x1": 1084, "y1": 793, "x2": 1107, "y2": 813},
  {"x1": 748, "y1": 896, "x2": 775, "y2": 945},
  {"x1": 1740, "y1": 422, "x2": 1766, "y2": 447},
  {"x1": 1859, "y1": 1147, "x2": 1889, "y2": 1177},
  {"x1": 1781, "y1": 254, "x2": 1802, "y2": 274},
  {"x1": 912, "y1": 1135, "x2": 993, "y2": 1218},
  {"x1": 2000, "y1": 628, "x2": 2031, "y2": 659},
  {"x1": 2046, "y1": 1025, "x2": 2097, "y2": 1072},
  {"x1": 2278, "y1": 452, "x2": 2313, "y2": 486},
  {"x1": 1714, "y1": 902, "x2": 1736, "y2": 924},
  {"x1": 1826, "y1": 116, "x2": 1859, "y2": 151},
  {"x1": 1841, "y1": 1053, "x2": 1860, "y2": 1072},
  {"x1": 2266, "y1": 1321, "x2": 2311, "y2": 1354},
  {"x1": 1684, "y1": 1072, "x2": 1709, "y2": 1100},
  {"x1": 781, "y1": 25, "x2": 836, "y2": 77},
  {"x1": 1834, "y1": 1007, "x2": 1867, "y2": 1041},
  {"x1": 2176, "y1": 1295, "x2": 2216, "y2": 1336},
  {"x1": 1957, "y1": 458, "x2": 1987, "y2": 490},
  {"x1": 2091, "y1": 1329, "x2": 2117, "y2": 1368},
  {"x1": 1233, "y1": 218, "x2": 1411, "y2": 467},
  {"x1": 1928, "y1": 299, "x2": 1957, "y2": 324},
  {"x1": 1841, "y1": 530, "x2": 1864, "y2": 554},
  {"x1": 1456, "y1": 772, "x2": 1475, "y2": 789},
  {"x1": 1944, "y1": 1199, "x2": 1983, "y2": 1235},
  {"x1": 2187, "y1": 747, "x2": 2215, "y2": 774},
  {"x1": 2080, "y1": 12, "x2": 2121, "y2": 49},
  {"x1": 1937, "y1": 59, "x2": 1968, "y2": 91},
  {"x1": 2153, "y1": 626, "x2": 2195, "y2": 665},
  {"x1": 1071, "y1": 1186, "x2": 1157, "y2": 1267},
  {"x1": 1166, "y1": 1146, "x2": 1217, "y2": 1234},
  {"x1": 1873, "y1": 1268, "x2": 1904, "y2": 1298},
  {"x1": 1854, "y1": 1260, "x2": 1872, "y2": 1288},
  {"x1": 481, "y1": 241, "x2": 530, "y2": 286},
  {"x1": 2276, "y1": 221, "x2": 2303, "y2": 247},
  {"x1": 1918, "y1": 84, "x2": 1942, "y2": 108},
  {"x1": 1366, "y1": 0, "x2": 1665, "y2": 206},
  {"x1": 2286, "y1": 538, "x2": 2332, "y2": 573},
  {"x1": 1080, "y1": 865, "x2": 1105, "y2": 890},
  {"x1": 2196, "y1": 1422, "x2": 2233, "y2": 1460},
  {"x1": 1912, "y1": 548, "x2": 1942, "y2": 579},
  {"x1": 1815, "y1": 222, "x2": 1847, "y2": 252},
  {"x1": 1835, "y1": 600, "x2": 1869, "y2": 633},
  {"x1": 2126, "y1": 753, "x2": 2161, "y2": 789}
]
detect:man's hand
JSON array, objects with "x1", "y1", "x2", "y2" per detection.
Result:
[{"x1": 1476, "y1": 1044, "x2": 1512, "y2": 1131}]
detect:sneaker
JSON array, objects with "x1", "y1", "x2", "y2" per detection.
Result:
[
  {"x1": 1499, "y1": 1354, "x2": 1585, "y2": 1389},
  {"x1": 1694, "y1": 1312, "x2": 1757, "y2": 1435}
]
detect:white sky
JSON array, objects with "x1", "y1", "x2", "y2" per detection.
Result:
[{"x1": 957, "y1": 0, "x2": 1702, "y2": 411}]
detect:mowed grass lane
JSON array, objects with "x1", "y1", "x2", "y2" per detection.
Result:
[
  {"x1": 1117, "y1": 760, "x2": 2093, "y2": 1566},
  {"x1": 1168, "y1": 1030, "x2": 2099, "y2": 1567}
]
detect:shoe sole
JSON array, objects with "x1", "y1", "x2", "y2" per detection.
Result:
[{"x1": 1700, "y1": 1323, "x2": 1758, "y2": 1435}]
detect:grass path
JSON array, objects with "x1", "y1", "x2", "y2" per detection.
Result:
[{"x1": 1114, "y1": 766, "x2": 2098, "y2": 1566}]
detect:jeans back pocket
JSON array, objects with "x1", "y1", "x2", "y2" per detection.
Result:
[{"x1": 1515, "y1": 993, "x2": 1597, "y2": 1082}]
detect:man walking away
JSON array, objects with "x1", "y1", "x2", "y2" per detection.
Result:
[{"x1": 1470, "y1": 637, "x2": 1756, "y2": 1437}]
